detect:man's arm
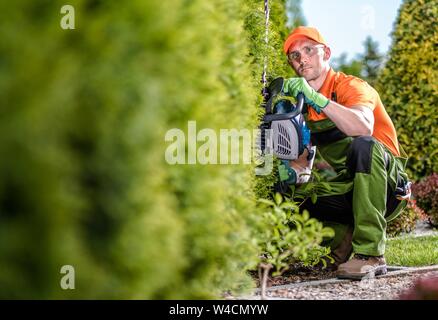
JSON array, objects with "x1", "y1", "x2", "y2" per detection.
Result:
[
  {"x1": 283, "y1": 77, "x2": 375, "y2": 137},
  {"x1": 323, "y1": 103, "x2": 374, "y2": 136}
]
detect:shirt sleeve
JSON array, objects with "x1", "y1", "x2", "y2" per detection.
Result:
[{"x1": 336, "y1": 77, "x2": 377, "y2": 111}]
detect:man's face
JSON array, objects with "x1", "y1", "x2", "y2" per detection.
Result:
[{"x1": 287, "y1": 38, "x2": 329, "y2": 81}]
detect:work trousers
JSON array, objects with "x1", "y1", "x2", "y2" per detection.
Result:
[{"x1": 299, "y1": 135, "x2": 409, "y2": 256}]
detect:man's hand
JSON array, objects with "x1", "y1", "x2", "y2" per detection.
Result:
[
  {"x1": 278, "y1": 160, "x2": 297, "y2": 184},
  {"x1": 278, "y1": 148, "x2": 316, "y2": 185},
  {"x1": 283, "y1": 77, "x2": 329, "y2": 114}
]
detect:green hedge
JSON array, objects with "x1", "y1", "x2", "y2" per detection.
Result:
[
  {"x1": 244, "y1": 0, "x2": 298, "y2": 199},
  {"x1": 0, "y1": 0, "x2": 302, "y2": 298},
  {"x1": 0, "y1": 0, "x2": 188, "y2": 299},
  {"x1": 376, "y1": 0, "x2": 438, "y2": 180}
]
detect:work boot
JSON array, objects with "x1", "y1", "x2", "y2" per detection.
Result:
[
  {"x1": 336, "y1": 254, "x2": 387, "y2": 280},
  {"x1": 319, "y1": 226, "x2": 353, "y2": 271}
]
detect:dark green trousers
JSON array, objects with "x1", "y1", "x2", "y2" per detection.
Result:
[{"x1": 299, "y1": 135, "x2": 409, "y2": 256}]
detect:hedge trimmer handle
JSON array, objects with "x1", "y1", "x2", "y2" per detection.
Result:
[{"x1": 263, "y1": 93, "x2": 305, "y2": 122}]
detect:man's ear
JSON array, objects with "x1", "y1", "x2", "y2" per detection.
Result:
[{"x1": 323, "y1": 46, "x2": 331, "y2": 61}]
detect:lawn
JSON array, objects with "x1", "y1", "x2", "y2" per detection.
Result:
[{"x1": 385, "y1": 235, "x2": 438, "y2": 267}]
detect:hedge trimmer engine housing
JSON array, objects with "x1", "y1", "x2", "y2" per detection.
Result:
[{"x1": 260, "y1": 77, "x2": 316, "y2": 184}]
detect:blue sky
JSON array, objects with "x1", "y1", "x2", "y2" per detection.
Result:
[{"x1": 300, "y1": 0, "x2": 403, "y2": 60}]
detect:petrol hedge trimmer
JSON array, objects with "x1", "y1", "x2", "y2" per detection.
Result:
[{"x1": 259, "y1": 77, "x2": 316, "y2": 186}]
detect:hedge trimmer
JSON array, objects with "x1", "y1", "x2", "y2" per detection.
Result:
[
  {"x1": 257, "y1": 0, "x2": 315, "y2": 186},
  {"x1": 259, "y1": 78, "x2": 316, "y2": 185}
]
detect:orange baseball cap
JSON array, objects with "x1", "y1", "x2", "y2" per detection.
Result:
[{"x1": 283, "y1": 26, "x2": 327, "y2": 54}]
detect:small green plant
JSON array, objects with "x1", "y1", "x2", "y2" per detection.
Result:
[
  {"x1": 289, "y1": 169, "x2": 333, "y2": 205},
  {"x1": 253, "y1": 192, "x2": 334, "y2": 298}
]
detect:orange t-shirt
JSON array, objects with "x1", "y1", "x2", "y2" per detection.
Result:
[{"x1": 308, "y1": 68, "x2": 400, "y2": 156}]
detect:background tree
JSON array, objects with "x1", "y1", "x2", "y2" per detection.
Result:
[
  {"x1": 358, "y1": 36, "x2": 384, "y2": 87},
  {"x1": 332, "y1": 36, "x2": 384, "y2": 86},
  {"x1": 376, "y1": 0, "x2": 438, "y2": 180},
  {"x1": 332, "y1": 53, "x2": 363, "y2": 78},
  {"x1": 286, "y1": 0, "x2": 307, "y2": 28}
]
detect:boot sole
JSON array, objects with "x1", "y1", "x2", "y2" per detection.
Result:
[{"x1": 336, "y1": 265, "x2": 387, "y2": 280}]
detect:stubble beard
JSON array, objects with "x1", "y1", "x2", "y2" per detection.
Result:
[{"x1": 298, "y1": 67, "x2": 319, "y2": 82}]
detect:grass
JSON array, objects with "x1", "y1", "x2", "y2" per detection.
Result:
[{"x1": 385, "y1": 235, "x2": 438, "y2": 267}]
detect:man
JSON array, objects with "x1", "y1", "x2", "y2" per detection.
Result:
[{"x1": 279, "y1": 26, "x2": 410, "y2": 279}]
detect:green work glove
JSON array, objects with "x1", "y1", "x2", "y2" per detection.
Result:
[
  {"x1": 283, "y1": 77, "x2": 329, "y2": 114},
  {"x1": 278, "y1": 160, "x2": 297, "y2": 185}
]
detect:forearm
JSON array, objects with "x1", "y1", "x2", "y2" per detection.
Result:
[
  {"x1": 323, "y1": 101, "x2": 374, "y2": 136},
  {"x1": 282, "y1": 77, "x2": 374, "y2": 136}
]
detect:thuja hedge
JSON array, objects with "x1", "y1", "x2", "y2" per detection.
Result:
[
  {"x1": 0, "y1": 0, "x2": 316, "y2": 298},
  {"x1": 0, "y1": 0, "x2": 189, "y2": 299},
  {"x1": 376, "y1": 0, "x2": 438, "y2": 180},
  {"x1": 244, "y1": 0, "x2": 298, "y2": 198}
]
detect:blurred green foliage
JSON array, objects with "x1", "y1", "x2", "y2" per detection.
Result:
[
  {"x1": 332, "y1": 36, "x2": 384, "y2": 86},
  {"x1": 376, "y1": 0, "x2": 438, "y2": 180},
  {"x1": 0, "y1": 0, "x2": 190, "y2": 299},
  {"x1": 286, "y1": 0, "x2": 307, "y2": 28},
  {"x1": 0, "y1": 0, "x2": 330, "y2": 299},
  {"x1": 332, "y1": 53, "x2": 363, "y2": 78},
  {"x1": 358, "y1": 36, "x2": 384, "y2": 87}
]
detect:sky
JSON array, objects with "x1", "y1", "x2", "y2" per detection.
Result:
[{"x1": 300, "y1": 0, "x2": 403, "y2": 60}]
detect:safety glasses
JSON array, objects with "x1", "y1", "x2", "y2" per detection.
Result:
[{"x1": 287, "y1": 45, "x2": 325, "y2": 63}]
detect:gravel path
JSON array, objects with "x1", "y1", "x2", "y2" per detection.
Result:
[
  {"x1": 234, "y1": 223, "x2": 438, "y2": 300},
  {"x1": 264, "y1": 270, "x2": 438, "y2": 300},
  {"x1": 405, "y1": 219, "x2": 438, "y2": 238}
]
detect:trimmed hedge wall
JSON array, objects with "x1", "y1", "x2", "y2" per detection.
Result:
[{"x1": 0, "y1": 0, "x2": 301, "y2": 298}]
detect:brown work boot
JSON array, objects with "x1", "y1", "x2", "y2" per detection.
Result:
[
  {"x1": 319, "y1": 226, "x2": 353, "y2": 271},
  {"x1": 336, "y1": 254, "x2": 387, "y2": 280}
]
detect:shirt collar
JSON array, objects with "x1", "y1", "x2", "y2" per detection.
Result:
[{"x1": 318, "y1": 68, "x2": 336, "y2": 95}]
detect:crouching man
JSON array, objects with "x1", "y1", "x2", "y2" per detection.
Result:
[{"x1": 279, "y1": 26, "x2": 411, "y2": 279}]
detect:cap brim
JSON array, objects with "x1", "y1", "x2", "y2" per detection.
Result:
[{"x1": 283, "y1": 35, "x2": 323, "y2": 54}]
